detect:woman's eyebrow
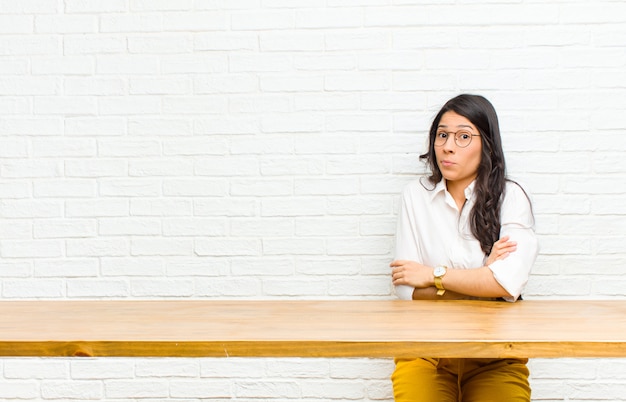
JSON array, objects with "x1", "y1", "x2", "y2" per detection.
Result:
[{"x1": 437, "y1": 124, "x2": 473, "y2": 129}]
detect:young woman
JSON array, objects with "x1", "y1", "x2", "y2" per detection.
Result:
[{"x1": 390, "y1": 94, "x2": 538, "y2": 401}]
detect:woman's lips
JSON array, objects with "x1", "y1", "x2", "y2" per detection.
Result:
[{"x1": 440, "y1": 160, "x2": 455, "y2": 167}]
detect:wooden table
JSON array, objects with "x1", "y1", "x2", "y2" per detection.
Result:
[{"x1": 1, "y1": 300, "x2": 625, "y2": 358}]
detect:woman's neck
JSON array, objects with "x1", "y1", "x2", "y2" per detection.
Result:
[{"x1": 445, "y1": 179, "x2": 472, "y2": 211}]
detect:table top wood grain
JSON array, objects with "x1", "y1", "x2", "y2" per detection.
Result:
[{"x1": 1, "y1": 299, "x2": 625, "y2": 358}]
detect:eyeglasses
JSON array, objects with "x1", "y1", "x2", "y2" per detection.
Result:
[{"x1": 434, "y1": 130, "x2": 481, "y2": 148}]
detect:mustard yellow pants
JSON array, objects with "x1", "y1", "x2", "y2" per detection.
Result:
[{"x1": 392, "y1": 358, "x2": 531, "y2": 402}]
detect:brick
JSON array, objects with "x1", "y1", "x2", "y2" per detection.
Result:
[
  {"x1": 293, "y1": 54, "x2": 355, "y2": 70},
  {"x1": 130, "y1": 278, "x2": 195, "y2": 296},
  {"x1": 231, "y1": 10, "x2": 294, "y2": 30},
  {"x1": 193, "y1": 198, "x2": 256, "y2": 217},
  {"x1": 66, "y1": 238, "x2": 129, "y2": 257},
  {"x1": 235, "y1": 381, "x2": 300, "y2": 398},
  {"x1": 101, "y1": 257, "x2": 164, "y2": 277},
  {"x1": 230, "y1": 218, "x2": 294, "y2": 237},
  {"x1": 294, "y1": 94, "x2": 359, "y2": 111},
  {"x1": 71, "y1": 360, "x2": 134, "y2": 379},
  {"x1": 201, "y1": 358, "x2": 267, "y2": 378},
  {"x1": 260, "y1": 32, "x2": 324, "y2": 52},
  {"x1": 229, "y1": 54, "x2": 293, "y2": 73},
  {"x1": 262, "y1": 278, "x2": 327, "y2": 296},
  {"x1": 65, "y1": 0, "x2": 126, "y2": 13},
  {"x1": 194, "y1": 116, "x2": 259, "y2": 135},
  {"x1": 0, "y1": 0, "x2": 58, "y2": 13},
  {"x1": 0, "y1": 15, "x2": 33, "y2": 33},
  {"x1": 301, "y1": 380, "x2": 365, "y2": 399},
  {"x1": 34, "y1": 179, "x2": 96, "y2": 198},
  {"x1": 98, "y1": 97, "x2": 161, "y2": 115},
  {"x1": 162, "y1": 218, "x2": 227, "y2": 236},
  {"x1": 34, "y1": 258, "x2": 98, "y2": 278},
  {"x1": 166, "y1": 56, "x2": 227, "y2": 76},
  {"x1": 163, "y1": 179, "x2": 227, "y2": 197},
  {"x1": 64, "y1": 77, "x2": 127, "y2": 95},
  {"x1": 32, "y1": 138, "x2": 96, "y2": 157},
  {"x1": 0, "y1": 381, "x2": 40, "y2": 399},
  {"x1": 262, "y1": 113, "x2": 323, "y2": 133},
  {"x1": 0, "y1": 77, "x2": 57, "y2": 95},
  {"x1": 296, "y1": 8, "x2": 362, "y2": 28},
  {"x1": 194, "y1": 277, "x2": 261, "y2": 297},
  {"x1": 162, "y1": 96, "x2": 227, "y2": 114},
  {"x1": 325, "y1": 72, "x2": 390, "y2": 91},
  {"x1": 170, "y1": 380, "x2": 232, "y2": 398},
  {"x1": 67, "y1": 279, "x2": 129, "y2": 297},
  {"x1": 129, "y1": 77, "x2": 192, "y2": 95},
  {"x1": 0, "y1": 220, "x2": 30, "y2": 239},
  {"x1": 0, "y1": 35, "x2": 59, "y2": 55},
  {"x1": 99, "y1": 218, "x2": 161, "y2": 236},
  {"x1": 295, "y1": 257, "x2": 360, "y2": 276},
  {"x1": 33, "y1": 96, "x2": 97, "y2": 115},
  {"x1": 4, "y1": 360, "x2": 69, "y2": 379},
  {"x1": 0, "y1": 200, "x2": 62, "y2": 218},
  {"x1": 230, "y1": 179, "x2": 292, "y2": 196},
  {"x1": 260, "y1": 74, "x2": 324, "y2": 92},
  {"x1": 100, "y1": 14, "x2": 163, "y2": 32},
  {"x1": 128, "y1": 34, "x2": 193, "y2": 54},
  {"x1": 328, "y1": 277, "x2": 392, "y2": 296},
  {"x1": 194, "y1": 32, "x2": 258, "y2": 51},
  {"x1": 136, "y1": 359, "x2": 199, "y2": 377},
  {"x1": 230, "y1": 257, "x2": 294, "y2": 276},
  {"x1": 229, "y1": 95, "x2": 291, "y2": 113},
  {"x1": 2, "y1": 279, "x2": 64, "y2": 298},
  {"x1": 295, "y1": 178, "x2": 358, "y2": 196},
  {"x1": 195, "y1": 73, "x2": 258, "y2": 93},
  {"x1": 194, "y1": 238, "x2": 261, "y2": 256},
  {"x1": 261, "y1": 198, "x2": 326, "y2": 217},
  {"x1": 131, "y1": 238, "x2": 193, "y2": 256},
  {"x1": 66, "y1": 199, "x2": 129, "y2": 217},
  {"x1": 105, "y1": 380, "x2": 169, "y2": 398},
  {"x1": 34, "y1": 219, "x2": 97, "y2": 239},
  {"x1": 262, "y1": 238, "x2": 325, "y2": 255},
  {"x1": 35, "y1": 15, "x2": 97, "y2": 33},
  {"x1": 0, "y1": 97, "x2": 30, "y2": 113},
  {"x1": 131, "y1": 0, "x2": 192, "y2": 11},
  {"x1": 326, "y1": 237, "x2": 392, "y2": 256},
  {"x1": 1, "y1": 240, "x2": 64, "y2": 258},
  {"x1": 41, "y1": 381, "x2": 103, "y2": 399},
  {"x1": 63, "y1": 35, "x2": 127, "y2": 54},
  {"x1": 0, "y1": 262, "x2": 32, "y2": 278},
  {"x1": 129, "y1": 158, "x2": 194, "y2": 176},
  {"x1": 166, "y1": 257, "x2": 226, "y2": 277},
  {"x1": 97, "y1": 55, "x2": 160, "y2": 75},
  {"x1": 130, "y1": 198, "x2": 192, "y2": 216}
]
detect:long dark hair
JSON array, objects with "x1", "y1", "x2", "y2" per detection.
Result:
[{"x1": 420, "y1": 94, "x2": 506, "y2": 255}]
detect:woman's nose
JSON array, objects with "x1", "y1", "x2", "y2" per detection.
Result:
[{"x1": 442, "y1": 136, "x2": 456, "y2": 152}]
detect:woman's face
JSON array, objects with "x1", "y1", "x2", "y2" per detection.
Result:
[{"x1": 434, "y1": 111, "x2": 483, "y2": 191}]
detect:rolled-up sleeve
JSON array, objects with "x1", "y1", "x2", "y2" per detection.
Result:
[{"x1": 488, "y1": 183, "x2": 539, "y2": 302}]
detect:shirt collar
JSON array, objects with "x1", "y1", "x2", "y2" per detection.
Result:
[{"x1": 429, "y1": 178, "x2": 477, "y2": 202}]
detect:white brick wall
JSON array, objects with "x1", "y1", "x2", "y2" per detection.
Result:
[{"x1": 1, "y1": 0, "x2": 625, "y2": 400}]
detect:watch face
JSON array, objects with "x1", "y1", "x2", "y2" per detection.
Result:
[{"x1": 434, "y1": 266, "x2": 446, "y2": 277}]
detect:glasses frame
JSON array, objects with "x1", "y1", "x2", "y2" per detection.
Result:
[{"x1": 434, "y1": 129, "x2": 481, "y2": 148}]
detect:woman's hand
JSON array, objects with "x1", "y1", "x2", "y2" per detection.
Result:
[
  {"x1": 485, "y1": 235, "x2": 517, "y2": 266},
  {"x1": 390, "y1": 260, "x2": 433, "y2": 289}
]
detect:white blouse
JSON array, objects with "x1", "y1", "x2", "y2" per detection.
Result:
[{"x1": 394, "y1": 178, "x2": 539, "y2": 302}]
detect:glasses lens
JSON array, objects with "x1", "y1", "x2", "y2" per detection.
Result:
[
  {"x1": 455, "y1": 131, "x2": 472, "y2": 148},
  {"x1": 434, "y1": 132, "x2": 447, "y2": 146}
]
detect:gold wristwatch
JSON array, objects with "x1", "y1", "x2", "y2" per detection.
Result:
[{"x1": 433, "y1": 265, "x2": 448, "y2": 296}]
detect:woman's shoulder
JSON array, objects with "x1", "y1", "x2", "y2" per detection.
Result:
[
  {"x1": 401, "y1": 176, "x2": 441, "y2": 198},
  {"x1": 502, "y1": 179, "x2": 535, "y2": 224},
  {"x1": 503, "y1": 179, "x2": 532, "y2": 203}
]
